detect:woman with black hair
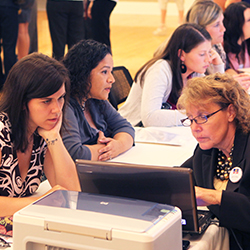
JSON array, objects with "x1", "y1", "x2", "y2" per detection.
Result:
[
  {"x1": 62, "y1": 39, "x2": 134, "y2": 162},
  {"x1": 224, "y1": 1, "x2": 250, "y2": 74},
  {"x1": 119, "y1": 23, "x2": 223, "y2": 127}
]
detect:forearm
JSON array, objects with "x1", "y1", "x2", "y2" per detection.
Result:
[
  {"x1": 85, "y1": 144, "x2": 105, "y2": 161},
  {"x1": 0, "y1": 185, "x2": 68, "y2": 217},
  {"x1": 46, "y1": 135, "x2": 81, "y2": 191},
  {"x1": 113, "y1": 132, "x2": 134, "y2": 154},
  {"x1": 0, "y1": 196, "x2": 38, "y2": 217},
  {"x1": 226, "y1": 68, "x2": 238, "y2": 75}
]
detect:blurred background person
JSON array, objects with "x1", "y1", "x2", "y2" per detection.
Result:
[
  {"x1": 46, "y1": 0, "x2": 85, "y2": 60},
  {"x1": 186, "y1": 0, "x2": 250, "y2": 91},
  {"x1": 0, "y1": 0, "x2": 19, "y2": 88},
  {"x1": 16, "y1": 0, "x2": 35, "y2": 60},
  {"x1": 186, "y1": 0, "x2": 226, "y2": 74},
  {"x1": 223, "y1": 2, "x2": 250, "y2": 74},
  {"x1": 28, "y1": 0, "x2": 38, "y2": 54},
  {"x1": 87, "y1": 0, "x2": 117, "y2": 49},
  {"x1": 153, "y1": 0, "x2": 184, "y2": 36}
]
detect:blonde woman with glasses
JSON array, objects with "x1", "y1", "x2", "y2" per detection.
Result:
[{"x1": 178, "y1": 73, "x2": 250, "y2": 250}]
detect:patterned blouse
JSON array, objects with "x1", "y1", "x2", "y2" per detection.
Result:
[{"x1": 0, "y1": 112, "x2": 47, "y2": 197}]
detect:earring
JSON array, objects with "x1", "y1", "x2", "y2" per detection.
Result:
[{"x1": 180, "y1": 61, "x2": 187, "y2": 74}]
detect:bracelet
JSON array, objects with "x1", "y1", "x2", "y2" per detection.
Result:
[{"x1": 46, "y1": 138, "x2": 58, "y2": 146}]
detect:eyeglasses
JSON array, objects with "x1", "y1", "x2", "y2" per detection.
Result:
[{"x1": 181, "y1": 107, "x2": 224, "y2": 127}]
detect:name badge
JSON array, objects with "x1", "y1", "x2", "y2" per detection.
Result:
[{"x1": 229, "y1": 167, "x2": 242, "y2": 183}]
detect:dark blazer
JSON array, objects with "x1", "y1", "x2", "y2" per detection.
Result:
[{"x1": 182, "y1": 129, "x2": 250, "y2": 250}]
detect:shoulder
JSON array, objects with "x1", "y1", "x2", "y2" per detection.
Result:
[
  {"x1": 149, "y1": 59, "x2": 171, "y2": 71},
  {"x1": 144, "y1": 59, "x2": 172, "y2": 80},
  {"x1": 66, "y1": 98, "x2": 82, "y2": 115}
]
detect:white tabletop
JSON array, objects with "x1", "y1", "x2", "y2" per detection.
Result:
[{"x1": 111, "y1": 126, "x2": 198, "y2": 167}]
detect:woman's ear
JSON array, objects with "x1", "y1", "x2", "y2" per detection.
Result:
[
  {"x1": 227, "y1": 104, "x2": 236, "y2": 122},
  {"x1": 178, "y1": 49, "x2": 186, "y2": 62}
]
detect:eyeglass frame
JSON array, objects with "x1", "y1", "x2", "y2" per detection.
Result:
[{"x1": 181, "y1": 107, "x2": 226, "y2": 127}]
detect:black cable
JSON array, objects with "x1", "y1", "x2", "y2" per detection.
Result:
[{"x1": 230, "y1": 229, "x2": 243, "y2": 250}]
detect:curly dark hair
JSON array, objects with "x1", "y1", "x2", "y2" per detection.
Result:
[{"x1": 62, "y1": 39, "x2": 112, "y2": 104}]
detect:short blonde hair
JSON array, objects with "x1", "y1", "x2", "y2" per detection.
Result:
[
  {"x1": 185, "y1": 0, "x2": 222, "y2": 28},
  {"x1": 177, "y1": 73, "x2": 250, "y2": 133}
]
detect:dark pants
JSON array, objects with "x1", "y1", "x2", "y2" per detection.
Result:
[
  {"x1": 91, "y1": 0, "x2": 116, "y2": 49},
  {"x1": 0, "y1": 6, "x2": 18, "y2": 87},
  {"x1": 46, "y1": 0, "x2": 84, "y2": 60},
  {"x1": 29, "y1": 0, "x2": 38, "y2": 53}
]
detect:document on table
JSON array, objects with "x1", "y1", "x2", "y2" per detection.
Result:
[{"x1": 134, "y1": 126, "x2": 197, "y2": 147}]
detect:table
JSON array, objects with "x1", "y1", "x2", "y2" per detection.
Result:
[
  {"x1": 113, "y1": 126, "x2": 230, "y2": 250},
  {"x1": 5, "y1": 126, "x2": 229, "y2": 250},
  {"x1": 184, "y1": 224, "x2": 229, "y2": 250},
  {"x1": 111, "y1": 126, "x2": 198, "y2": 166},
  {"x1": 5, "y1": 181, "x2": 229, "y2": 250}
]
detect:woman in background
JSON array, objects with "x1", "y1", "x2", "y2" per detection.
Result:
[
  {"x1": 62, "y1": 39, "x2": 134, "y2": 162},
  {"x1": 0, "y1": 53, "x2": 80, "y2": 235},
  {"x1": 224, "y1": 2, "x2": 250, "y2": 74},
  {"x1": 46, "y1": 0, "x2": 85, "y2": 60},
  {"x1": 87, "y1": 0, "x2": 117, "y2": 49},
  {"x1": 153, "y1": 0, "x2": 184, "y2": 36},
  {"x1": 185, "y1": 0, "x2": 226, "y2": 74},
  {"x1": 178, "y1": 73, "x2": 250, "y2": 250},
  {"x1": 119, "y1": 23, "x2": 223, "y2": 127},
  {"x1": 186, "y1": 0, "x2": 250, "y2": 89}
]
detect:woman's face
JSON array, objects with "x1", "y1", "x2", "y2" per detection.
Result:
[
  {"x1": 242, "y1": 8, "x2": 250, "y2": 41},
  {"x1": 88, "y1": 54, "x2": 115, "y2": 100},
  {"x1": 27, "y1": 84, "x2": 66, "y2": 133},
  {"x1": 186, "y1": 103, "x2": 236, "y2": 152},
  {"x1": 205, "y1": 13, "x2": 226, "y2": 45},
  {"x1": 180, "y1": 40, "x2": 212, "y2": 75}
]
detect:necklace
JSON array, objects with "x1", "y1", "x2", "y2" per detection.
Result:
[{"x1": 216, "y1": 144, "x2": 234, "y2": 181}]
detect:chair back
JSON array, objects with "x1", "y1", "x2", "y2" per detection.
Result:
[{"x1": 109, "y1": 66, "x2": 133, "y2": 110}]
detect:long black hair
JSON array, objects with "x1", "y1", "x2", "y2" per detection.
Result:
[
  {"x1": 0, "y1": 52, "x2": 70, "y2": 152},
  {"x1": 135, "y1": 23, "x2": 211, "y2": 105},
  {"x1": 224, "y1": 1, "x2": 250, "y2": 69}
]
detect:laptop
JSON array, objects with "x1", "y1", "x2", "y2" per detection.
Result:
[{"x1": 75, "y1": 159, "x2": 213, "y2": 235}]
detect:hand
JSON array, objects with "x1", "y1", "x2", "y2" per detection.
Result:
[
  {"x1": 209, "y1": 48, "x2": 223, "y2": 65},
  {"x1": 87, "y1": 1, "x2": 93, "y2": 19},
  {"x1": 195, "y1": 186, "x2": 222, "y2": 206},
  {"x1": 97, "y1": 131, "x2": 121, "y2": 161},
  {"x1": 233, "y1": 73, "x2": 250, "y2": 91},
  {"x1": 37, "y1": 113, "x2": 62, "y2": 140}
]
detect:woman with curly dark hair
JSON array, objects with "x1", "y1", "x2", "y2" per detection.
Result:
[{"x1": 61, "y1": 39, "x2": 134, "y2": 162}]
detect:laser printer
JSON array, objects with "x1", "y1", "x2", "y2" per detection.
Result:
[{"x1": 13, "y1": 190, "x2": 182, "y2": 250}]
